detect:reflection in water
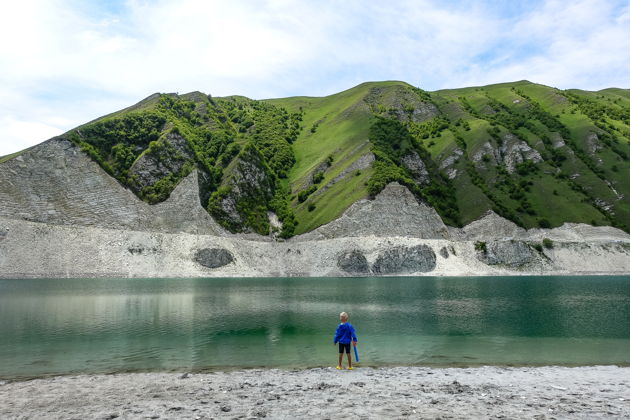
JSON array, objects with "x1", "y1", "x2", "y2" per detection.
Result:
[{"x1": 0, "y1": 276, "x2": 629, "y2": 378}]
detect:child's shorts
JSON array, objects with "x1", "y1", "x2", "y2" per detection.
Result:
[{"x1": 338, "y1": 343, "x2": 351, "y2": 354}]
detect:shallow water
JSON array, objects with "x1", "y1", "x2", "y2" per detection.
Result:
[{"x1": 1, "y1": 276, "x2": 629, "y2": 378}]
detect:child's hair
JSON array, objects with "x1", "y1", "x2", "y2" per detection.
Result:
[{"x1": 340, "y1": 312, "x2": 348, "y2": 321}]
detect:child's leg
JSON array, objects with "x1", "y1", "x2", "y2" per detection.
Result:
[
  {"x1": 338, "y1": 352, "x2": 343, "y2": 367},
  {"x1": 346, "y1": 351, "x2": 352, "y2": 368}
]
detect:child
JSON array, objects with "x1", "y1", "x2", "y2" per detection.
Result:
[{"x1": 333, "y1": 311, "x2": 357, "y2": 370}]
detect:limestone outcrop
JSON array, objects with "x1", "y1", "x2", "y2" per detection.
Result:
[
  {"x1": 372, "y1": 245, "x2": 437, "y2": 274},
  {"x1": 401, "y1": 151, "x2": 430, "y2": 185},
  {"x1": 129, "y1": 132, "x2": 193, "y2": 191},
  {"x1": 194, "y1": 248, "x2": 235, "y2": 268},
  {"x1": 450, "y1": 211, "x2": 526, "y2": 241},
  {"x1": 0, "y1": 138, "x2": 226, "y2": 235},
  {"x1": 337, "y1": 250, "x2": 370, "y2": 274},
  {"x1": 475, "y1": 240, "x2": 536, "y2": 268},
  {"x1": 498, "y1": 133, "x2": 543, "y2": 173},
  {"x1": 207, "y1": 144, "x2": 276, "y2": 233}
]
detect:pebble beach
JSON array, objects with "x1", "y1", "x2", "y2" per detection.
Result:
[{"x1": 2, "y1": 366, "x2": 629, "y2": 419}]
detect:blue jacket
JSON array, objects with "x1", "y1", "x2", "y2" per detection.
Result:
[{"x1": 333, "y1": 322, "x2": 357, "y2": 344}]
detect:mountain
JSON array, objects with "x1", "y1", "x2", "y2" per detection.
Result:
[
  {"x1": 1, "y1": 80, "x2": 630, "y2": 278},
  {"x1": 273, "y1": 80, "x2": 630, "y2": 234}
]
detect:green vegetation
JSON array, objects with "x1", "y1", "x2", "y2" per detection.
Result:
[
  {"x1": 298, "y1": 185, "x2": 317, "y2": 202},
  {"x1": 69, "y1": 111, "x2": 166, "y2": 179},
  {"x1": 65, "y1": 93, "x2": 302, "y2": 235},
  {"x1": 28, "y1": 79, "x2": 628, "y2": 236},
  {"x1": 312, "y1": 171, "x2": 325, "y2": 184},
  {"x1": 434, "y1": 81, "x2": 630, "y2": 231},
  {"x1": 367, "y1": 117, "x2": 461, "y2": 225},
  {"x1": 207, "y1": 143, "x2": 276, "y2": 235}
]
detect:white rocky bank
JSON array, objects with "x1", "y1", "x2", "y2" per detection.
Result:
[{"x1": 0, "y1": 139, "x2": 629, "y2": 278}]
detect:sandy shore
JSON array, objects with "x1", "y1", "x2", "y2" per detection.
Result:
[{"x1": 1, "y1": 366, "x2": 629, "y2": 419}]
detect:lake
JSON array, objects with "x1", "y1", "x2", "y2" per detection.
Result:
[{"x1": 1, "y1": 276, "x2": 629, "y2": 379}]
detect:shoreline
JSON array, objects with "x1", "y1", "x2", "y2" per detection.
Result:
[
  {"x1": 2, "y1": 366, "x2": 629, "y2": 418},
  {"x1": 2, "y1": 272, "x2": 630, "y2": 280},
  {"x1": 5, "y1": 362, "x2": 630, "y2": 383}
]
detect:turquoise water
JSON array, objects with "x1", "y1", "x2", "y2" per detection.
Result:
[{"x1": 1, "y1": 276, "x2": 629, "y2": 379}]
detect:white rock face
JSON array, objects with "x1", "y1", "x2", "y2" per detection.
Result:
[
  {"x1": 450, "y1": 211, "x2": 526, "y2": 241},
  {"x1": 401, "y1": 151, "x2": 430, "y2": 185},
  {"x1": 471, "y1": 142, "x2": 501, "y2": 166},
  {"x1": 551, "y1": 132, "x2": 566, "y2": 148},
  {"x1": 438, "y1": 148, "x2": 464, "y2": 179},
  {"x1": 298, "y1": 183, "x2": 450, "y2": 241},
  {"x1": 0, "y1": 138, "x2": 226, "y2": 236},
  {"x1": 1, "y1": 216, "x2": 629, "y2": 278},
  {"x1": 499, "y1": 133, "x2": 543, "y2": 173},
  {"x1": 586, "y1": 132, "x2": 603, "y2": 154}
]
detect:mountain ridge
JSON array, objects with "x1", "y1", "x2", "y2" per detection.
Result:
[{"x1": 2, "y1": 80, "x2": 630, "y2": 238}]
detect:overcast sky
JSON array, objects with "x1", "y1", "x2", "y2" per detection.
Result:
[{"x1": 1, "y1": 0, "x2": 629, "y2": 156}]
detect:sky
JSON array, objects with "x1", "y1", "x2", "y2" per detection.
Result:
[{"x1": 1, "y1": 0, "x2": 629, "y2": 156}]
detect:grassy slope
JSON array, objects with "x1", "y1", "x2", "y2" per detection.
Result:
[
  {"x1": 451, "y1": 82, "x2": 628, "y2": 228},
  {"x1": 267, "y1": 81, "x2": 409, "y2": 233},
  {"x1": 268, "y1": 80, "x2": 630, "y2": 231}
]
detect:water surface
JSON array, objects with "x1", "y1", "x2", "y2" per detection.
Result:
[{"x1": 1, "y1": 276, "x2": 629, "y2": 379}]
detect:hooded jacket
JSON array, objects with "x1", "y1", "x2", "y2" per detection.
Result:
[{"x1": 333, "y1": 322, "x2": 357, "y2": 344}]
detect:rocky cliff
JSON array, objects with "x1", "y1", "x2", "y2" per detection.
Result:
[{"x1": 0, "y1": 138, "x2": 225, "y2": 235}]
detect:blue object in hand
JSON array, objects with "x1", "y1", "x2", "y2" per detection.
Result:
[{"x1": 354, "y1": 345, "x2": 359, "y2": 362}]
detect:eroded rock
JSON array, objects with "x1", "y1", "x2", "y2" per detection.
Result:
[
  {"x1": 194, "y1": 248, "x2": 234, "y2": 268},
  {"x1": 337, "y1": 250, "x2": 370, "y2": 274},
  {"x1": 586, "y1": 133, "x2": 603, "y2": 154},
  {"x1": 0, "y1": 139, "x2": 226, "y2": 235},
  {"x1": 471, "y1": 142, "x2": 500, "y2": 167},
  {"x1": 551, "y1": 133, "x2": 566, "y2": 149},
  {"x1": 128, "y1": 132, "x2": 193, "y2": 191},
  {"x1": 208, "y1": 145, "x2": 276, "y2": 232},
  {"x1": 313, "y1": 153, "x2": 374, "y2": 197},
  {"x1": 372, "y1": 245, "x2": 436, "y2": 274},
  {"x1": 499, "y1": 134, "x2": 543, "y2": 173},
  {"x1": 401, "y1": 151, "x2": 430, "y2": 185},
  {"x1": 310, "y1": 161, "x2": 330, "y2": 184},
  {"x1": 439, "y1": 247, "x2": 449, "y2": 258},
  {"x1": 438, "y1": 148, "x2": 464, "y2": 179},
  {"x1": 476, "y1": 240, "x2": 534, "y2": 267},
  {"x1": 453, "y1": 211, "x2": 526, "y2": 241}
]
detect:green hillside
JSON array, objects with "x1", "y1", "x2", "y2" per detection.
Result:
[{"x1": 18, "y1": 80, "x2": 629, "y2": 236}]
